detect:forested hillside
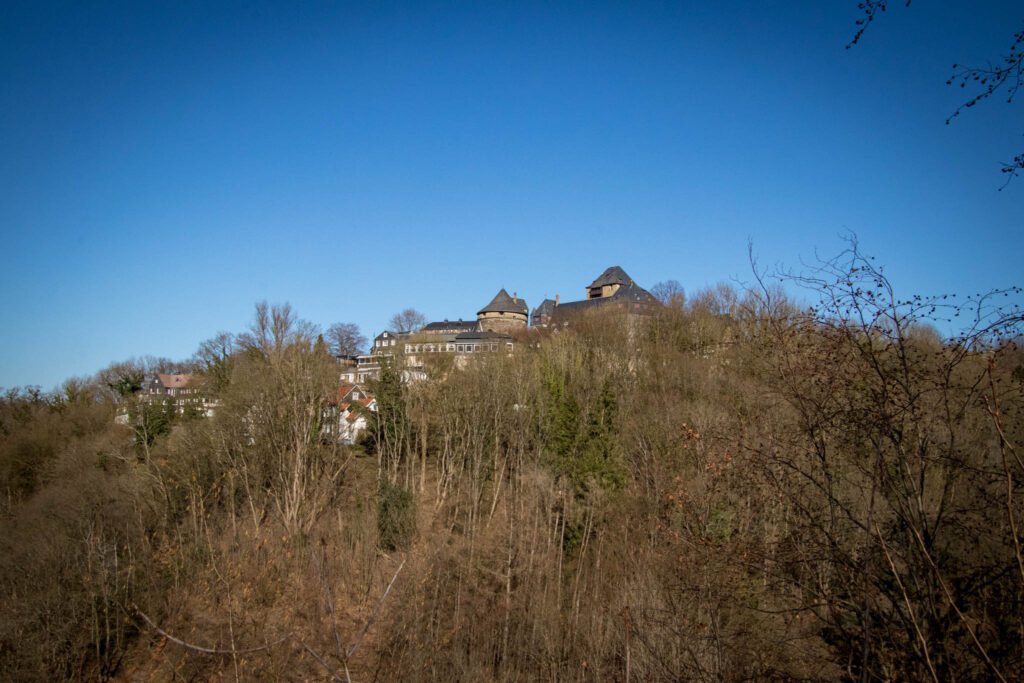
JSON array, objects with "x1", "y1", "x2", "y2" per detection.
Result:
[{"x1": 2, "y1": 250, "x2": 1022, "y2": 681}]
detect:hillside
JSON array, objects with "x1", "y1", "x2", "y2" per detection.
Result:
[{"x1": 2, "y1": 253, "x2": 1023, "y2": 681}]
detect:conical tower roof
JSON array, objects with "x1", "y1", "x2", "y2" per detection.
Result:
[{"x1": 478, "y1": 288, "x2": 528, "y2": 316}]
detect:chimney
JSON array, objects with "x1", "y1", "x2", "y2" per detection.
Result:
[
  {"x1": 513, "y1": 292, "x2": 517, "y2": 302},
  {"x1": 555, "y1": 294, "x2": 560, "y2": 305}
]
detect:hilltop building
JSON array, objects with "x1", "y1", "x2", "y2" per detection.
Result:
[
  {"x1": 142, "y1": 373, "x2": 217, "y2": 417},
  {"x1": 531, "y1": 296, "x2": 558, "y2": 328},
  {"x1": 477, "y1": 289, "x2": 529, "y2": 333},
  {"x1": 549, "y1": 266, "x2": 658, "y2": 324},
  {"x1": 355, "y1": 289, "x2": 527, "y2": 382},
  {"x1": 349, "y1": 266, "x2": 658, "y2": 382},
  {"x1": 421, "y1": 320, "x2": 478, "y2": 335}
]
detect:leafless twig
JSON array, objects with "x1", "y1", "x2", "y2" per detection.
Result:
[{"x1": 348, "y1": 558, "x2": 406, "y2": 659}]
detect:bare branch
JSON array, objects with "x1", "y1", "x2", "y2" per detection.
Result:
[
  {"x1": 131, "y1": 604, "x2": 289, "y2": 655},
  {"x1": 133, "y1": 603, "x2": 347, "y2": 681},
  {"x1": 297, "y1": 640, "x2": 347, "y2": 682},
  {"x1": 312, "y1": 549, "x2": 347, "y2": 665},
  {"x1": 874, "y1": 524, "x2": 939, "y2": 683},
  {"x1": 347, "y1": 558, "x2": 406, "y2": 659},
  {"x1": 906, "y1": 526, "x2": 1008, "y2": 682}
]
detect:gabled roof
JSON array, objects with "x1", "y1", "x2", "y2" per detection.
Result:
[
  {"x1": 328, "y1": 383, "x2": 371, "y2": 406},
  {"x1": 477, "y1": 288, "x2": 528, "y2": 316},
  {"x1": 532, "y1": 299, "x2": 557, "y2": 317},
  {"x1": 333, "y1": 384, "x2": 356, "y2": 403},
  {"x1": 588, "y1": 266, "x2": 633, "y2": 289},
  {"x1": 156, "y1": 373, "x2": 195, "y2": 388}
]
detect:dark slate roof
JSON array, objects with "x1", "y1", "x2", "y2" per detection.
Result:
[
  {"x1": 531, "y1": 299, "x2": 557, "y2": 317},
  {"x1": 422, "y1": 320, "x2": 478, "y2": 333},
  {"x1": 550, "y1": 299, "x2": 599, "y2": 315},
  {"x1": 478, "y1": 288, "x2": 528, "y2": 316},
  {"x1": 550, "y1": 281, "x2": 660, "y2": 321},
  {"x1": 610, "y1": 282, "x2": 659, "y2": 305},
  {"x1": 455, "y1": 330, "x2": 512, "y2": 341},
  {"x1": 588, "y1": 266, "x2": 633, "y2": 289},
  {"x1": 374, "y1": 330, "x2": 413, "y2": 343}
]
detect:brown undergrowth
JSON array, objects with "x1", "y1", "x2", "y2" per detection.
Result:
[{"x1": 2, "y1": 257, "x2": 1022, "y2": 680}]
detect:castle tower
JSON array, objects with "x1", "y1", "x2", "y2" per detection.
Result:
[
  {"x1": 586, "y1": 265, "x2": 633, "y2": 300},
  {"x1": 477, "y1": 289, "x2": 528, "y2": 333}
]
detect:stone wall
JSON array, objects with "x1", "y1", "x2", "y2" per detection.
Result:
[{"x1": 477, "y1": 310, "x2": 527, "y2": 333}]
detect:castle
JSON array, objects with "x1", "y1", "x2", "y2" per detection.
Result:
[
  {"x1": 343, "y1": 266, "x2": 657, "y2": 383},
  {"x1": 532, "y1": 265, "x2": 659, "y2": 327}
]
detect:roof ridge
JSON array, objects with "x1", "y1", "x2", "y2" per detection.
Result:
[{"x1": 588, "y1": 265, "x2": 633, "y2": 288}]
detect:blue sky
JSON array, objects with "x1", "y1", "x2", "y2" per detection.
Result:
[{"x1": 1, "y1": 0, "x2": 1021, "y2": 390}]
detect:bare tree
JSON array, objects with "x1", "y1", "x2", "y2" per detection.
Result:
[
  {"x1": 388, "y1": 308, "x2": 427, "y2": 334},
  {"x1": 749, "y1": 239, "x2": 1024, "y2": 680},
  {"x1": 325, "y1": 322, "x2": 367, "y2": 357},
  {"x1": 193, "y1": 332, "x2": 236, "y2": 393},
  {"x1": 96, "y1": 360, "x2": 146, "y2": 399},
  {"x1": 95, "y1": 356, "x2": 188, "y2": 401},
  {"x1": 215, "y1": 302, "x2": 345, "y2": 536},
  {"x1": 651, "y1": 280, "x2": 685, "y2": 308},
  {"x1": 238, "y1": 301, "x2": 318, "y2": 355}
]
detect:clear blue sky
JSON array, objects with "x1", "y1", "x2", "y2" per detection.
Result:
[{"x1": 1, "y1": 0, "x2": 1021, "y2": 390}]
